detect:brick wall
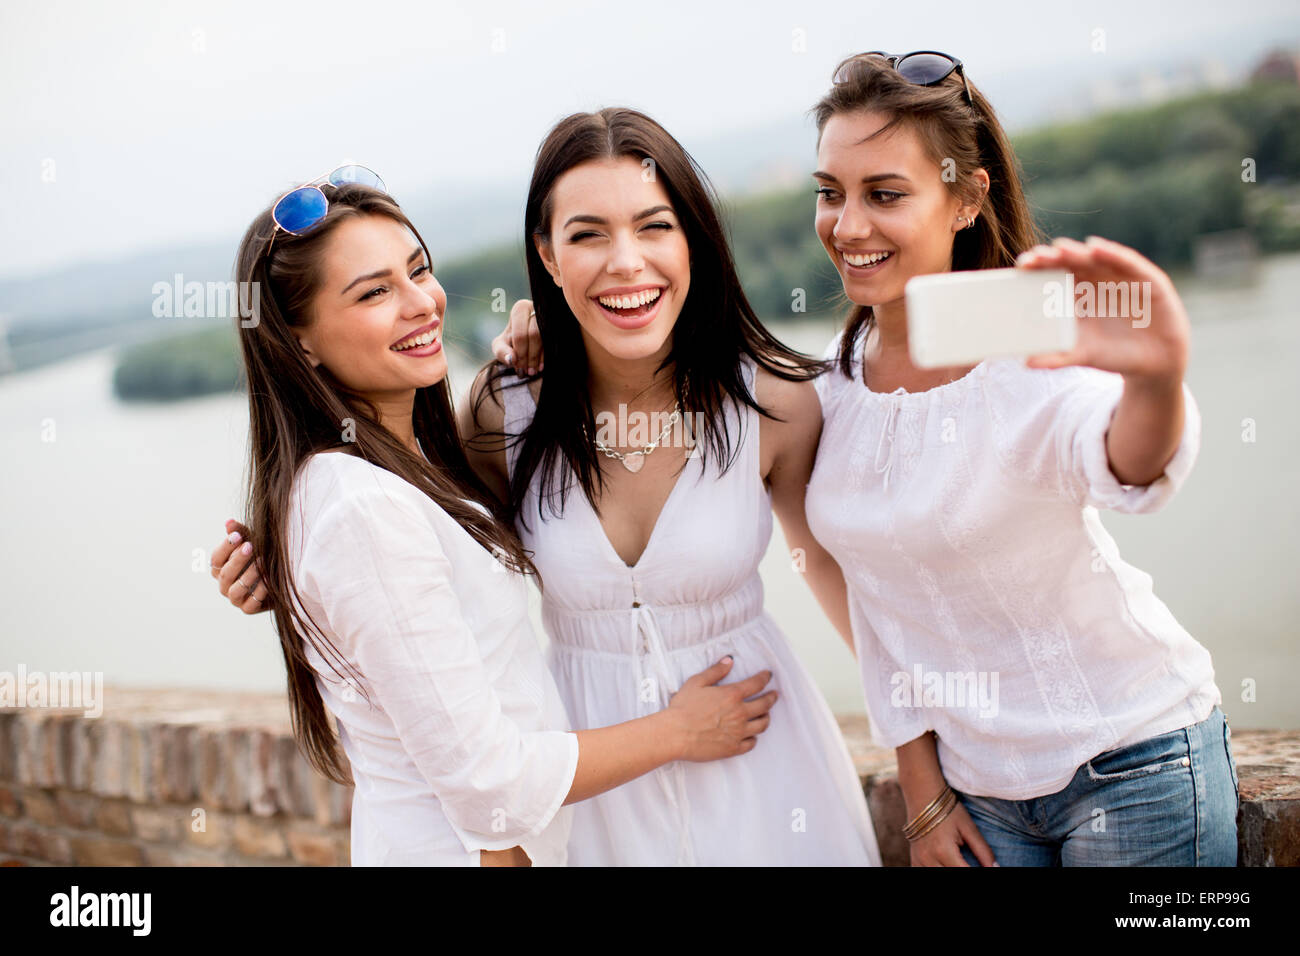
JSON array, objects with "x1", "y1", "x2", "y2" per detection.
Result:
[
  {"x1": 1, "y1": 689, "x2": 1295, "y2": 866},
  {"x1": 0, "y1": 689, "x2": 350, "y2": 866}
]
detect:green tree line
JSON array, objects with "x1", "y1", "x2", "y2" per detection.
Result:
[{"x1": 115, "y1": 79, "x2": 1300, "y2": 401}]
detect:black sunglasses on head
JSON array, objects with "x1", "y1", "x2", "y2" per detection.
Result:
[{"x1": 834, "y1": 50, "x2": 973, "y2": 107}]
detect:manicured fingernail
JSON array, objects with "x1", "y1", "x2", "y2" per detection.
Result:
[
  {"x1": 228, "y1": 532, "x2": 241, "y2": 544},
  {"x1": 240, "y1": 542, "x2": 252, "y2": 555},
  {"x1": 527, "y1": 367, "x2": 536, "y2": 376},
  {"x1": 225, "y1": 519, "x2": 235, "y2": 529},
  {"x1": 722, "y1": 655, "x2": 733, "y2": 664}
]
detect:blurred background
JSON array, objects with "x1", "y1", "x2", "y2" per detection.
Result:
[{"x1": 2, "y1": 0, "x2": 1297, "y2": 729}]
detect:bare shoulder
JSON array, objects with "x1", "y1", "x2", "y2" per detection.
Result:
[
  {"x1": 753, "y1": 359, "x2": 824, "y2": 482},
  {"x1": 753, "y1": 360, "x2": 823, "y2": 428},
  {"x1": 462, "y1": 363, "x2": 506, "y2": 434}
]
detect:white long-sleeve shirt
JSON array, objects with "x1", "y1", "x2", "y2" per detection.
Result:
[
  {"x1": 807, "y1": 331, "x2": 1221, "y2": 800},
  {"x1": 286, "y1": 451, "x2": 579, "y2": 865}
]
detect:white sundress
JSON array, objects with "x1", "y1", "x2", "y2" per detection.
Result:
[{"x1": 500, "y1": 357, "x2": 882, "y2": 866}]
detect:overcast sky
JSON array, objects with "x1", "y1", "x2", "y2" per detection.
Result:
[{"x1": 2, "y1": 0, "x2": 1298, "y2": 281}]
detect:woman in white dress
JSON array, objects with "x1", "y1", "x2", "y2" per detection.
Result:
[
  {"x1": 468, "y1": 109, "x2": 881, "y2": 865},
  {"x1": 213, "y1": 171, "x2": 777, "y2": 866},
  {"x1": 800, "y1": 52, "x2": 1237, "y2": 865}
]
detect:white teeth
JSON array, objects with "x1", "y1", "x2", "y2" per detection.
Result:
[
  {"x1": 844, "y1": 251, "x2": 892, "y2": 267},
  {"x1": 598, "y1": 287, "x2": 661, "y2": 309},
  {"x1": 391, "y1": 328, "x2": 439, "y2": 351}
]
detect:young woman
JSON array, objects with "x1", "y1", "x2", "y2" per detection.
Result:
[
  {"x1": 462, "y1": 109, "x2": 881, "y2": 866},
  {"x1": 219, "y1": 172, "x2": 777, "y2": 866},
  {"x1": 801, "y1": 52, "x2": 1238, "y2": 866}
]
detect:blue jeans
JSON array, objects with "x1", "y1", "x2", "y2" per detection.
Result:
[{"x1": 956, "y1": 706, "x2": 1239, "y2": 866}]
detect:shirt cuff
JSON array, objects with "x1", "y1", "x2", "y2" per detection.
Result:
[
  {"x1": 446, "y1": 730, "x2": 579, "y2": 854},
  {"x1": 1074, "y1": 380, "x2": 1200, "y2": 514}
]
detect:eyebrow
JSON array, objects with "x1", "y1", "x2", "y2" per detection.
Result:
[
  {"x1": 812, "y1": 171, "x2": 913, "y2": 185},
  {"x1": 341, "y1": 247, "x2": 426, "y2": 295},
  {"x1": 562, "y1": 205, "x2": 674, "y2": 229}
]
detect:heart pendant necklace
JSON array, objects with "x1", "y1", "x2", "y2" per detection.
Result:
[{"x1": 588, "y1": 392, "x2": 688, "y2": 474}]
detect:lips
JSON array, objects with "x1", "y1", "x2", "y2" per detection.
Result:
[
  {"x1": 593, "y1": 285, "x2": 664, "y2": 310},
  {"x1": 840, "y1": 250, "x2": 894, "y2": 268},
  {"x1": 390, "y1": 318, "x2": 442, "y2": 351},
  {"x1": 590, "y1": 284, "x2": 666, "y2": 330}
]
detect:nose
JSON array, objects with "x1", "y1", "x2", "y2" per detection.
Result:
[
  {"x1": 399, "y1": 274, "x2": 441, "y2": 321},
  {"x1": 833, "y1": 195, "x2": 874, "y2": 244},
  {"x1": 606, "y1": 229, "x2": 645, "y2": 277}
]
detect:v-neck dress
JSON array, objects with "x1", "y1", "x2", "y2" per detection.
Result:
[{"x1": 500, "y1": 358, "x2": 881, "y2": 866}]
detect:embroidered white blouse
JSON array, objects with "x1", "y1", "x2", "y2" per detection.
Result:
[
  {"x1": 806, "y1": 331, "x2": 1221, "y2": 800},
  {"x1": 286, "y1": 452, "x2": 579, "y2": 865}
]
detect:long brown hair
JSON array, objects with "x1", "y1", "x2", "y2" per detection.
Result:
[
  {"x1": 480, "y1": 107, "x2": 828, "y2": 529},
  {"x1": 811, "y1": 54, "x2": 1046, "y2": 375},
  {"x1": 233, "y1": 184, "x2": 537, "y2": 784}
]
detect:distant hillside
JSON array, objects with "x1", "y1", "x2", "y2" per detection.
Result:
[{"x1": 17, "y1": 77, "x2": 1300, "y2": 401}]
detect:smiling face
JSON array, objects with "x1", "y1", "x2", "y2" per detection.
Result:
[
  {"x1": 814, "y1": 110, "x2": 986, "y2": 309},
  {"x1": 292, "y1": 215, "x2": 448, "y2": 404},
  {"x1": 533, "y1": 156, "x2": 691, "y2": 364}
]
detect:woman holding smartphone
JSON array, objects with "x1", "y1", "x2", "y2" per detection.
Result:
[
  {"x1": 490, "y1": 56, "x2": 1239, "y2": 866},
  {"x1": 220, "y1": 171, "x2": 776, "y2": 866},
  {"x1": 801, "y1": 52, "x2": 1238, "y2": 866}
]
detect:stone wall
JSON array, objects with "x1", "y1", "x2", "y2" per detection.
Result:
[{"x1": 1, "y1": 689, "x2": 1294, "y2": 866}]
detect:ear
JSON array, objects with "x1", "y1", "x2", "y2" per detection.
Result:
[
  {"x1": 956, "y1": 167, "x2": 991, "y2": 229},
  {"x1": 291, "y1": 327, "x2": 323, "y2": 368},
  {"x1": 532, "y1": 233, "x2": 563, "y2": 288}
]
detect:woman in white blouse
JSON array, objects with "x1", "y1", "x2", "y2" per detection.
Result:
[
  {"x1": 215, "y1": 174, "x2": 777, "y2": 866},
  {"x1": 801, "y1": 52, "x2": 1238, "y2": 865}
]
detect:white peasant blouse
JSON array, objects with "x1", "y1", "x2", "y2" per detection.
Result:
[
  {"x1": 286, "y1": 451, "x2": 579, "y2": 865},
  {"x1": 806, "y1": 331, "x2": 1221, "y2": 800}
]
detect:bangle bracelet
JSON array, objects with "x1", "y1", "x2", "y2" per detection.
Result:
[
  {"x1": 903, "y1": 785, "x2": 956, "y2": 841},
  {"x1": 904, "y1": 785, "x2": 956, "y2": 837},
  {"x1": 906, "y1": 790, "x2": 958, "y2": 842}
]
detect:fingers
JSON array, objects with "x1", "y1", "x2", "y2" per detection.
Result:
[
  {"x1": 217, "y1": 534, "x2": 257, "y2": 604},
  {"x1": 732, "y1": 668, "x2": 775, "y2": 700},
  {"x1": 741, "y1": 689, "x2": 779, "y2": 718},
  {"x1": 938, "y1": 844, "x2": 972, "y2": 867},
  {"x1": 238, "y1": 577, "x2": 270, "y2": 615},
  {"x1": 743, "y1": 712, "x2": 772, "y2": 737},
  {"x1": 1024, "y1": 345, "x2": 1087, "y2": 370},
  {"x1": 210, "y1": 519, "x2": 248, "y2": 578},
  {"x1": 1017, "y1": 235, "x2": 1152, "y2": 286},
  {"x1": 682, "y1": 655, "x2": 735, "y2": 689},
  {"x1": 507, "y1": 299, "x2": 540, "y2": 376},
  {"x1": 959, "y1": 813, "x2": 999, "y2": 867},
  {"x1": 490, "y1": 328, "x2": 514, "y2": 367}
]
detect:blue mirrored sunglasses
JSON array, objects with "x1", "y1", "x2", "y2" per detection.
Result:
[{"x1": 271, "y1": 164, "x2": 386, "y2": 235}]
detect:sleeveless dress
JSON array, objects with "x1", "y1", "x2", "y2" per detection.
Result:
[{"x1": 500, "y1": 357, "x2": 882, "y2": 866}]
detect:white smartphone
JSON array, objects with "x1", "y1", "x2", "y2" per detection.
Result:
[{"x1": 904, "y1": 267, "x2": 1077, "y2": 369}]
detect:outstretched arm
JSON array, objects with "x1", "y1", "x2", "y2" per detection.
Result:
[{"x1": 1018, "y1": 235, "x2": 1190, "y2": 486}]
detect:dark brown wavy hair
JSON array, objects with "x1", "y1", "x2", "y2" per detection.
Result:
[
  {"x1": 233, "y1": 183, "x2": 537, "y2": 784},
  {"x1": 811, "y1": 53, "x2": 1046, "y2": 375},
  {"x1": 478, "y1": 107, "x2": 828, "y2": 529}
]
